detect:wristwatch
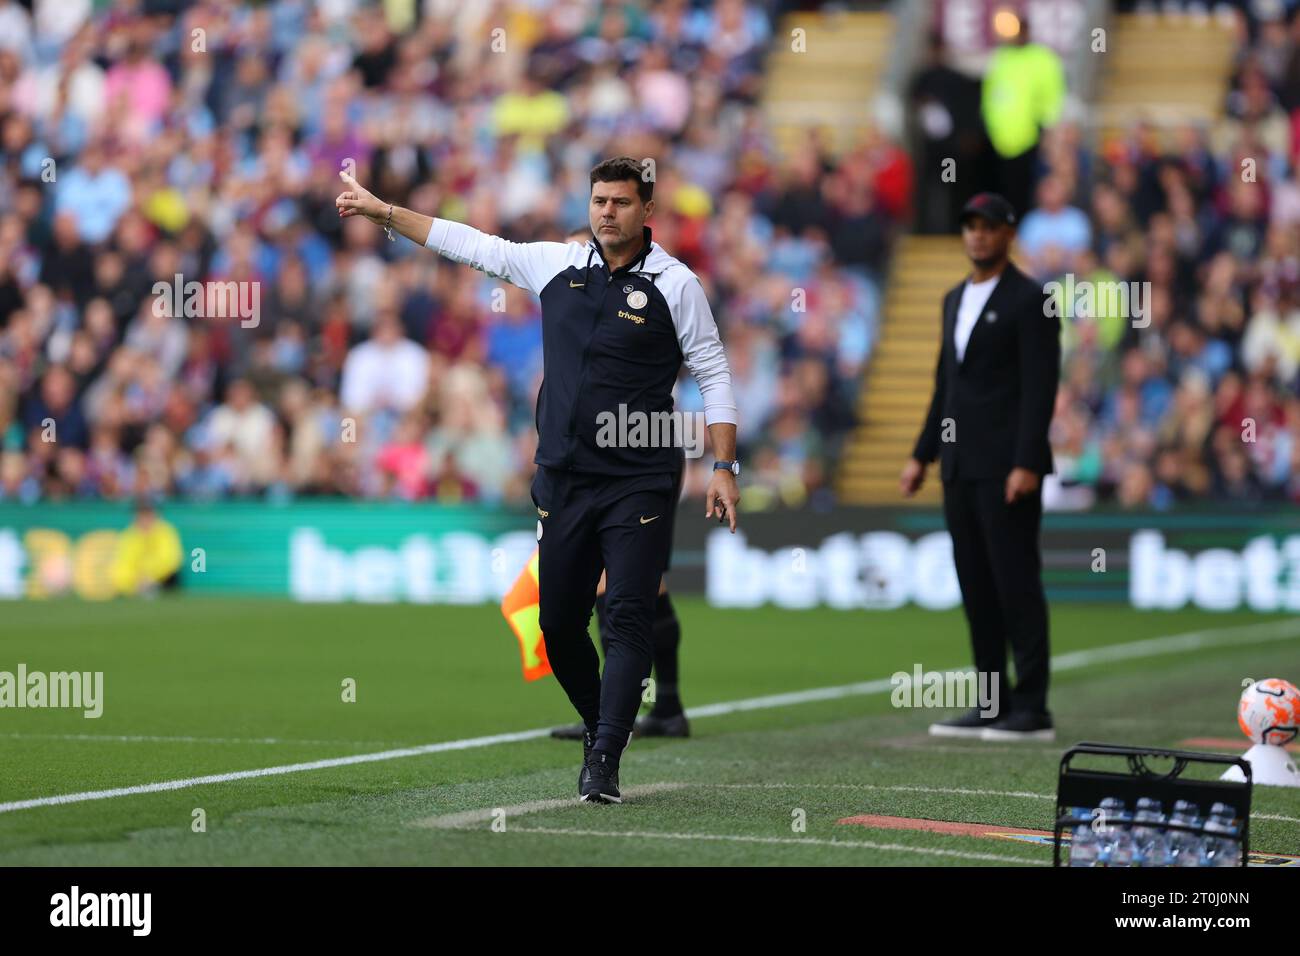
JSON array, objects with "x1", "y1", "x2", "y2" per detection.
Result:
[{"x1": 713, "y1": 460, "x2": 741, "y2": 477}]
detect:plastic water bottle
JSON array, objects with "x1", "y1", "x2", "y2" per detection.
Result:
[
  {"x1": 1202, "y1": 803, "x2": 1242, "y2": 868},
  {"x1": 1070, "y1": 825, "x2": 1100, "y2": 866},
  {"x1": 1168, "y1": 800, "x2": 1205, "y2": 867},
  {"x1": 1132, "y1": 797, "x2": 1170, "y2": 867},
  {"x1": 1065, "y1": 806, "x2": 1097, "y2": 866},
  {"x1": 1110, "y1": 822, "x2": 1137, "y2": 867},
  {"x1": 1095, "y1": 797, "x2": 1133, "y2": 866},
  {"x1": 1092, "y1": 801, "x2": 1133, "y2": 868}
]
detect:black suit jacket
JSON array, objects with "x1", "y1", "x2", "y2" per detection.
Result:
[{"x1": 912, "y1": 261, "x2": 1060, "y2": 481}]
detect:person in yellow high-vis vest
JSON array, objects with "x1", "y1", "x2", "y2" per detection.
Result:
[
  {"x1": 980, "y1": 15, "x2": 1064, "y2": 220},
  {"x1": 110, "y1": 498, "x2": 183, "y2": 596}
]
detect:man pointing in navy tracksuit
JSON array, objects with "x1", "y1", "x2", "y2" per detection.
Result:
[{"x1": 337, "y1": 156, "x2": 741, "y2": 803}]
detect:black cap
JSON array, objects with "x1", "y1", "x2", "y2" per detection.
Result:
[{"x1": 960, "y1": 192, "x2": 1017, "y2": 227}]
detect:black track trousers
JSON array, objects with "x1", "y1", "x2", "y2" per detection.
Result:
[
  {"x1": 531, "y1": 465, "x2": 678, "y2": 751},
  {"x1": 941, "y1": 477, "x2": 1050, "y2": 716}
]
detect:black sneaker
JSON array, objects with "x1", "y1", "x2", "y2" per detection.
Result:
[
  {"x1": 579, "y1": 750, "x2": 622, "y2": 804},
  {"x1": 980, "y1": 710, "x2": 1055, "y2": 742},
  {"x1": 550, "y1": 723, "x2": 586, "y2": 740},
  {"x1": 928, "y1": 708, "x2": 999, "y2": 738},
  {"x1": 634, "y1": 711, "x2": 690, "y2": 738},
  {"x1": 576, "y1": 728, "x2": 597, "y2": 791}
]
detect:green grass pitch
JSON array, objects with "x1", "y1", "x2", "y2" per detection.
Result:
[{"x1": 1, "y1": 598, "x2": 1297, "y2": 865}]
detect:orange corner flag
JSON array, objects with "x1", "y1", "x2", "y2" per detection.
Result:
[{"x1": 501, "y1": 548, "x2": 550, "y2": 681}]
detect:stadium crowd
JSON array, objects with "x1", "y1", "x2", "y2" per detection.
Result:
[
  {"x1": 0, "y1": 0, "x2": 903, "y2": 511},
  {"x1": 4, "y1": 0, "x2": 1295, "y2": 514},
  {"x1": 909, "y1": 4, "x2": 1300, "y2": 510},
  {"x1": 1023, "y1": 8, "x2": 1300, "y2": 510}
]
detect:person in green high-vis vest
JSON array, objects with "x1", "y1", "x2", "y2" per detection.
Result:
[{"x1": 981, "y1": 18, "x2": 1065, "y2": 218}]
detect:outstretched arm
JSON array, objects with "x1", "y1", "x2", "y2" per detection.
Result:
[
  {"x1": 335, "y1": 171, "x2": 433, "y2": 245},
  {"x1": 335, "y1": 171, "x2": 574, "y2": 295}
]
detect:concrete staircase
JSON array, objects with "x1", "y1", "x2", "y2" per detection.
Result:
[
  {"x1": 836, "y1": 235, "x2": 969, "y2": 505},
  {"x1": 1094, "y1": 12, "x2": 1238, "y2": 146},
  {"x1": 761, "y1": 10, "x2": 893, "y2": 159}
]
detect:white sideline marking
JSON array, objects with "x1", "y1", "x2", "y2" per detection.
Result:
[
  {"x1": 676, "y1": 617, "x2": 1300, "y2": 721},
  {"x1": 4, "y1": 617, "x2": 1298, "y2": 816},
  {"x1": 412, "y1": 783, "x2": 687, "y2": 829},
  {"x1": 500, "y1": 826, "x2": 1047, "y2": 865},
  {"x1": 0, "y1": 732, "x2": 406, "y2": 747},
  {"x1": 1255, "y1": 813, "x2": 1300, "y2": 824},
  {"x1": 0, "y1": 729, "x2": 550, "y2": 814},
  {"x1": 1050, "y1": 617, "x2": 1300, "y2": 670}
]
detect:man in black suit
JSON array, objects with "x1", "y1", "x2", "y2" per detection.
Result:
[{"x1": 899, "y1": 192, "x2": 1061, "y2": 741}]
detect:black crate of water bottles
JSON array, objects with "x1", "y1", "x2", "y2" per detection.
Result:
[{"x1": 1054, "y1": 742, "x2": 1251, "y2": 867}]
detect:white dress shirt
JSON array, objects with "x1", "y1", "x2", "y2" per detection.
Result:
[{"x1": 954, "y1": 274, "x2": 1000, "y2": 363}]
